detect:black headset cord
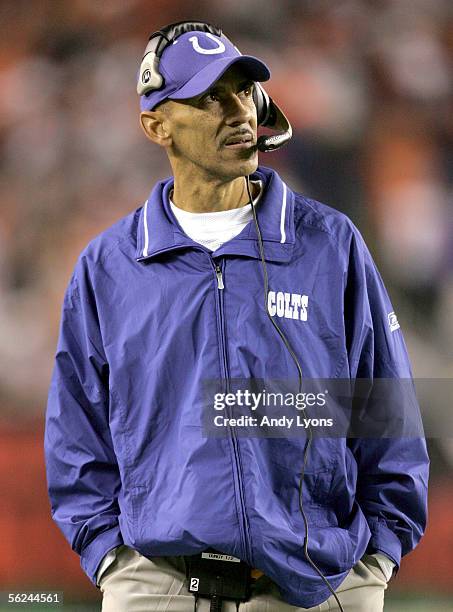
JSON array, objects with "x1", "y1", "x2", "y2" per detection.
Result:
[{"x1": 246, "y1": 175, "x2": 346, "y2": 612}]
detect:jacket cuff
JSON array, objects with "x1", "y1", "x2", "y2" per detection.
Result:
[
  {"x1": 365, "y1": 516, "x2": 402, "y2": 570},
  {"x1": 80, "y1": 526, "x2": 124, "y2": 587}
]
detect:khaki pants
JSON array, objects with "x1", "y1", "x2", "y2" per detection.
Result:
[{"x1": 100, "y1": 545, "x2": 388, "y2": 611}]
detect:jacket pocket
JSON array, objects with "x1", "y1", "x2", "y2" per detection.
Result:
[
  {"x1": 269, "y1": 523, "x2": 353, "y2": 578},
  {"x1": 303, "y1": 525, "x2": 353, "y2": 574},
  {"x1": 266, "y1": 437, "x2": 341, "y2": 504}
]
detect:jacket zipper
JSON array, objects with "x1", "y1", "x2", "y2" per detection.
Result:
[
  {"x1": 212, "y1": 259, "x2": 253, "y2": 565},
  {"x1": 215, "y1": 265, "x2": 224, "y2": 289}
]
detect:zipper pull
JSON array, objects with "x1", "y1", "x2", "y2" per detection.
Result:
[{"x1": 215, "y1": 265, "x2": 224, "y2": 290}]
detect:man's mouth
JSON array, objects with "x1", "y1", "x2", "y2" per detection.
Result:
[{"x1": 223, "y1": 132, "x2": 255, "y2": 149}]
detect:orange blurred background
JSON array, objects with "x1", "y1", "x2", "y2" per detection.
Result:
[{"x1": 0, "y1": 1, "x2": 452, "y2": 608}]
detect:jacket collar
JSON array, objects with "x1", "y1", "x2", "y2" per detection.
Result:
[{"x1": 135, "y1": 166, "x2": 295, "y2": 263}]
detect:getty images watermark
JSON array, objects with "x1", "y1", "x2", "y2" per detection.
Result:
[
  {"x1": 213, "y1": 389, "x2": 332, "y2": 430},
  {"x1": 199, "y1": 378, "x2": 448, "y2": 438}
]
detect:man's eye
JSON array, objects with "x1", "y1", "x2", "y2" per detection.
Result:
[{"x1": 240, "y1": 85, "x2": 253, "y2": 97}]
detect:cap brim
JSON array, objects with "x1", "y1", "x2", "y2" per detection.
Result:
[{"x1": 168, "y1": 56, "x2": 270, "y2": 101}]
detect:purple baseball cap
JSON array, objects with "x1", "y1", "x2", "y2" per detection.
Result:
[{"x1": 138, "y1": 30, "x2": 271, "y2": 112}]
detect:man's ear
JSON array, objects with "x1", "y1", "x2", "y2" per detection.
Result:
[{"x1": 140, "y1": 110, "x2": 171, "y2": 147}]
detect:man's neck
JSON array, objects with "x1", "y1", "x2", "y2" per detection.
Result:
[{"x1": 171, "y1": 173, "x2": 258, "y2": 213}]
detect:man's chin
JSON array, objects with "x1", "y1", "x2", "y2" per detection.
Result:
[
  {"x1": 232, "y1": 154, "x2": 259, "y2": 178},
  {"x1": 207, "y1": 153, "x2": 258, "y2": 181}
]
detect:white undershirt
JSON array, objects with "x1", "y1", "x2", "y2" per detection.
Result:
[{"x1": 169, "y1": 180, "x2": 263, "y2": 251}]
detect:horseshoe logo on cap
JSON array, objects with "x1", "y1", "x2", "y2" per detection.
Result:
[{"x1": 189, "y1": 33, "x2": 226, "y2": 55}]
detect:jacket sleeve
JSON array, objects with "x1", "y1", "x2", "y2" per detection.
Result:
[
  {"x1": 44, "y1": 258, "x2": 123, "y2": 586},
  {"x1": 344, "y1": 224, "x2": 429, "y2": 571}
]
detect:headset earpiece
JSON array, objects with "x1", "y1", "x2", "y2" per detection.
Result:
[
  {"x1": 253, "y1": 82, "x2": 272, "y2": 126},
  {"x1": 137, "y1": 21, "x2": 222, "y2": 96},
  {"x1": 253, "y1": 82, "x2": 292, "y2": 152}
]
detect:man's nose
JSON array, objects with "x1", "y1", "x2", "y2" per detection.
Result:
[{"x1": 224, "y1": 93, "x2": 254, "y2": 125}]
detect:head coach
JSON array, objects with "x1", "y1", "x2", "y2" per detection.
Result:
[{"x1": 44, "y1": 21, "x2": 429, "y2": 612}]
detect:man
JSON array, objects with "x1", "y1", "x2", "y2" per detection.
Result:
[{"x1": 44, "y1": 22, "x2": 429, "y2": 612}]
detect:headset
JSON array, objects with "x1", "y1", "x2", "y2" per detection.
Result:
[{"x1": 137, "y1": 21, "x2": 292, "y2": 153}]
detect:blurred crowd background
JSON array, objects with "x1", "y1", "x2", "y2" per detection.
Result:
[{"x1": 0, "y1": 0, "x2": 452, "y2": 609}]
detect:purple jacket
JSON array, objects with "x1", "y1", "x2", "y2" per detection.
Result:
[{"x1": 44, "y1": 166, "x2": 429, "y2": 607}]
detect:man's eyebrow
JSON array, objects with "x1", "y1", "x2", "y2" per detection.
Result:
[
  {"x1": 230, "y1": 79, "x2": 255, "y2": 92},
  {"x1": 202, "y1": 79, "x2": 255, "y2": 96},
  {"x1": 237, "y1": 79, "x2": 255, "y2": 91}
]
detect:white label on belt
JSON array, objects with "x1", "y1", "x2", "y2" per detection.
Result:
[{"x1": 201, "y1": 553, "x2": 241, "y2": 562}]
